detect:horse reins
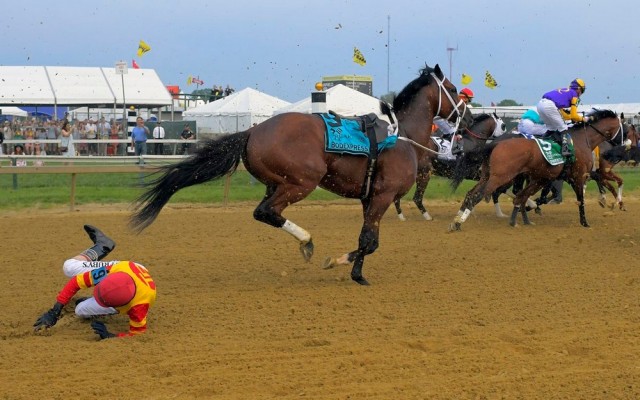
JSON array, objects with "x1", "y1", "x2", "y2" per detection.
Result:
[{"x1": 397, "y1": 73, "x2": 462, "y2": 155}]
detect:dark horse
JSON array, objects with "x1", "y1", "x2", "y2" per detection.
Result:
[
  {"x1": 448, "y1": 109, "x2": 621, "y2": 230},
  {"x1": 130, "y1": 64, "x2": 460, "y2": 285},
  {"x1": 393, "y1": 112, "x2": 506, "y2": 220},
  {"x1": 591, "y1": 122, "x2": 640, "y2": 210}
]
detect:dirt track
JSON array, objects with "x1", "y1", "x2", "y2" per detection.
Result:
[{"x1": 1, "y1": 197, "x2": 640, "y2": 399}]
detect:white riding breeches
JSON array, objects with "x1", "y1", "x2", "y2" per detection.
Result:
[
  {"x1": 433, "y1": 117, "x2": 455, "y2": 135},
  {"x1": 75, "y1": 297, "x2": 118, "y2": 318},
  {"x1": 517, "y1": 119, "x2": 548, "y2": 137},
  {"x1": 62, "y1": 258, "x2": 118, "y2": 278},
  {"x1": 536, "y1": 98, "x2": 567, "y2": 132}
]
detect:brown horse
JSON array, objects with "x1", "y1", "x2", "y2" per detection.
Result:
[
  {"x1": 591, "y1": 122, "x2": 640, "y2": 210},
  {"x1": 130, "y1": 64, "x2": 460, "y2": 285},
  {"x1": 448, "y1": 109, "x2": 621, "y2": 230},
  {"x1": 393, "y1": 112, "x2": 506, "y2": 220}
]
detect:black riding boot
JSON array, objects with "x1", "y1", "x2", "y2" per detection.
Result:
[{"x1": 80, "y1": 225, "x2": 116, "y2": 261}]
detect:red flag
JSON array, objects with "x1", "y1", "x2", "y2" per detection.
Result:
[{"x1": 132, "y1": 59, "x2": 140, "y2": 69}]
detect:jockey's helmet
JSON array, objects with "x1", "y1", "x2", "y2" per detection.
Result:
[
  {"x1": 459, "y1": 88, "x2": 474, "y2": 100},
  {"x1": 570, "y1": 78, "x2": 586, "y2": 93}
]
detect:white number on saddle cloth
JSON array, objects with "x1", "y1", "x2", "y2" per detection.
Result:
[{"x1": 431, "y1": 137, "x2": 456, "y2": 161}]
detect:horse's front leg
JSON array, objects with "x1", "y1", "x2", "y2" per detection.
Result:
[
  {"x1": 324, "y1": 194, "x2": 391, "y2": 285},
  {"x1": 413, "y1": 169, "x2": 433, "y2": 220},
  {"x1": 571, "y1": 180, "x2": 590, "y2": 227},
  {"x1": 393, "y1": 198, "x2": 406, "y2": 221}
]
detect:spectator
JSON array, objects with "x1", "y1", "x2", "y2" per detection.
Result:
[
  {"x1": 59, "y1": 119, "x2": 75, "y2": 159},
  {"x1": 46, "y1": 119, "x2": 58, "y2": 154},
  {"x1": 2, "y1": 121, "x2": 13, "y2": 155},
  {"x1": 33, "y1": 225, "x2": 157, "y2": 339},
  {"x1": 152, "y1": 121, "x2": 166, "y2": 155},
  {"x1": 130, "y1": 116, "x2": 150, "y2": 161},
  {"x1": 11, "y1": 144, "x2": 27, "y2": 167},
  {"x1": 35, "y1": 124, "x2": 47, "y2": 155},
  {"x1": 224, "y1": 85, "x2": 235, "y2": 96},
  {"x1": 97, "y1": 117, "x2": 111, "y2": 156},
  {"x1": 24, "y1": 125, "x2": 35, "y2": 155},
  {"x1": 180, "y1": 124, "x2": 195, "y2": 155},
  {"x1": 108, "y1": 121, "x2": 120, "y2": 156},
  {"x1": 85, "y1": 118, "x2": 97, "y2": 155}
]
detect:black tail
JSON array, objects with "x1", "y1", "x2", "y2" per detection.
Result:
[
  {"x1": 129, "y1": 131, "x2": 250, "y2": 232},
  {"x1": 450, "y1": 141, "x2": 498, "y2": 190}
]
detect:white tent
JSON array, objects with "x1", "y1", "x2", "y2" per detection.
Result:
[
  {"x1": 183, "y1": 87, "x2": 290, "y2": 134},
  {"x1": 0, "y1": 66, "x2": 172, "y2": 108},
  {"x1": 0, "y1": 106, "x2": 28, "y2": 117},
  {"x1": 274, "y1": 84, "x2": 387, "y2": 121}
]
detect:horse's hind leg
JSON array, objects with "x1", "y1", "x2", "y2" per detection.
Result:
[
  {"x1": 510, "y1": 181, "x2": 545, "y2": 227},
  {"x1": 448, "y1": 181, "x2": 488, "y2": 231},
  {"x1": 253, "y1": 183, "x2": 316, "y2": 262}
]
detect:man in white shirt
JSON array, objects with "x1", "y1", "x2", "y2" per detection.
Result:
[
  {"x1": 97, "y1": 117, "x2": 111, "y2": 156},
  {"x1": 85, "y1": 119, "x2": 97, "y2": 155},
  {"x1": 152, "y1": 121, "x2": 166, "y2": 155}
]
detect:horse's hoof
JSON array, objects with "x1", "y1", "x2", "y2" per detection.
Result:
[
  {"x1": 322, "y1": 257, "x2": 337, "y2": 270},
  {"x1": 299, "y1": 240, "x2": 314, "y2": 263},
  {"x1": 598, "y1": 199, "x2": 606, "y2": 208},
  {"x1": 352, "y1": 276, "x2": 370, "y2": 286},
  {"x1": 397, "y1": 213, "x2": 406, "y2": 221},
  {"x1": 495, "y1": 212, "x2": 508, "y2": 218},
  {"x1": 581, "y1": 221, "x2": 590, "y2": 228},
  {"x1": 422, "y1": 212, "x2": 433, "y2": 221},
  {"x1": 509, "y1": 221, "x2": 517, "y2": 227},
  {"x1": 534, "y1": 207, "x2": 542, "y2": 215},
  {"x1": 447, "y1": 222, "x2": 461, "y2": 232}
]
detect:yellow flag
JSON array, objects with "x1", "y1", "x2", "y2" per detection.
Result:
[
  {"x1": 187, "y1": 75, "x2": 193, "y2": 85},
  {"x1": 353, "y1": 47, "x2": 366, "y2": 66},
  {"x1": 461, "y1": 73, "x2": 472, "y2": 85},
  {"x1": 137, "y1": 40, "x2": 151, "y2": 57},
  {"x1": 484, "y1": 71, "x2": 498, "y2": 89}
]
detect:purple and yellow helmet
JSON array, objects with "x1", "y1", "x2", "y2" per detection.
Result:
[{"x1": 570, "y1": 78, "x2": 586, "y2": 93}]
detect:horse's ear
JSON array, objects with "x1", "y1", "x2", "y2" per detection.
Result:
[
  {"x1": 621, "y1": 112, "x2": 625, "y2": 120},
  {"x1": 433, "y1": 64, "x2": 443, "y2": 78}
]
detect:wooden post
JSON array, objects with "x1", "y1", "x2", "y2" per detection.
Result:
[
  {"x1": 70, "y1": 173, "x2": 77, "y2": 211},
  {"x1": 223, "y1": 173, "x2": 231, "y2": 206}
]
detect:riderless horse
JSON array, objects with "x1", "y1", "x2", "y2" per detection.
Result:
[{"x1": 130, "y1": 64, "x2": 460, "y2": 285}]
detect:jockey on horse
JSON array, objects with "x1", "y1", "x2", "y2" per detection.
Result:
[
  {"x1": 537, "y1": 78, "x2": 588, "y2": 157},
  {"x1": 433, "y1": 87, "x2": 475, "y2": 156}
]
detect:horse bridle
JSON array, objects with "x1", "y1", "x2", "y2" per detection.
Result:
[
  {"x1": 465, "y1": 114, "x2": 503, "y2": 140},
  {"x1": 396, "y1": 73, "x2": 462, "y2": 155},
  {"x1": 581, "y1": 117, "x2": 621, "y2": 150}
]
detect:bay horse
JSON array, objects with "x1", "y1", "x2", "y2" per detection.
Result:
[
  {"x1": 591, "y1": 122, "x2": 640, "y2": 210},
  {"x1": 393, "y1": 112, "x2": 506, "y2": 220},
  {"x1": 130, "y1": 64, "x2": 460, "y2": 285},
  {"x1": 448, "y1": 109, "x2": 621, "y2": 231}
]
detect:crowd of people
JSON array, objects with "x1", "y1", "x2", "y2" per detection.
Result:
[{"x1": 1, "y1": 116, "x2": 197, "y2": 158}]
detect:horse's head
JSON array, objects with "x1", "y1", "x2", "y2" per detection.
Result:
[
  {"x1": 583, "y1": 109, "x2": 622, "y2": 142},
  {"x1": 392, "y1": 64, "x2": 460, "y2": 125},
  {"x1": 492, "y1": 112, "x2": 507, "y2": 138}
]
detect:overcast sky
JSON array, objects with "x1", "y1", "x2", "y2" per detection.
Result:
[{"x1": 3, "y1": 0, "x2": 638, "y2": 106}]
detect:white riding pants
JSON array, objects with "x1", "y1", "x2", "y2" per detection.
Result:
[
  {"x1": 517, "y1": 119, "x2": 548, "y2": 137},
  {"x1": 536, "y1": 98, "x2": 567, "y2": 132},
  {"x1": 62, "y1": 258, "x2": 118, "y2": 278}
]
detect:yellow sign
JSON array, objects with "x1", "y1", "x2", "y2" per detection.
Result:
[{"x1": 461, "y1": 73, "x2": 472, "y2": 85}]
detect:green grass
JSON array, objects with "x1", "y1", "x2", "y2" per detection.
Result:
[{"x1": 2, "y1": 167, "x2": 640, "y2": 210}]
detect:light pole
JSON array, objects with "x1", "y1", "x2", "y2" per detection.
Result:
[
  {"x1": 115, "y1": 61, "x2": 128, "y2": 131},
  {"x1": 446, "y1": 44, "x2": 458, "y2": 80}
]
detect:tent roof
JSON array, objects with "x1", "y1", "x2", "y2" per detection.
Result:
[
  {"x1": 0, "y1": 66, "x2": 172, "y2": 108},
  {"x1": 274, "y1": 84, "x2": 385, "y2": 119},
  {"x1": 183, "y1": 87, "x2": 290, "y2": 117},
  {"x1": 0, "y1": 106, "x2": 28, "y2": 117}
]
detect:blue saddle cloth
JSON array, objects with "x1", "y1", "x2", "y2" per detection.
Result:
[{"x1": 320, "y1": 113, "x2": 397, "y2": 156}]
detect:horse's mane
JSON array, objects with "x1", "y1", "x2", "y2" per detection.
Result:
[
  {"x1": 392, "y1": 65, "x2": 435, "y2": 113},
  {"x1": 571, "y1": 109, "x2": 617, "y2": 129},
  {"x1": 472, "y1": 114, "x2": 492, "y2": 124}
]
